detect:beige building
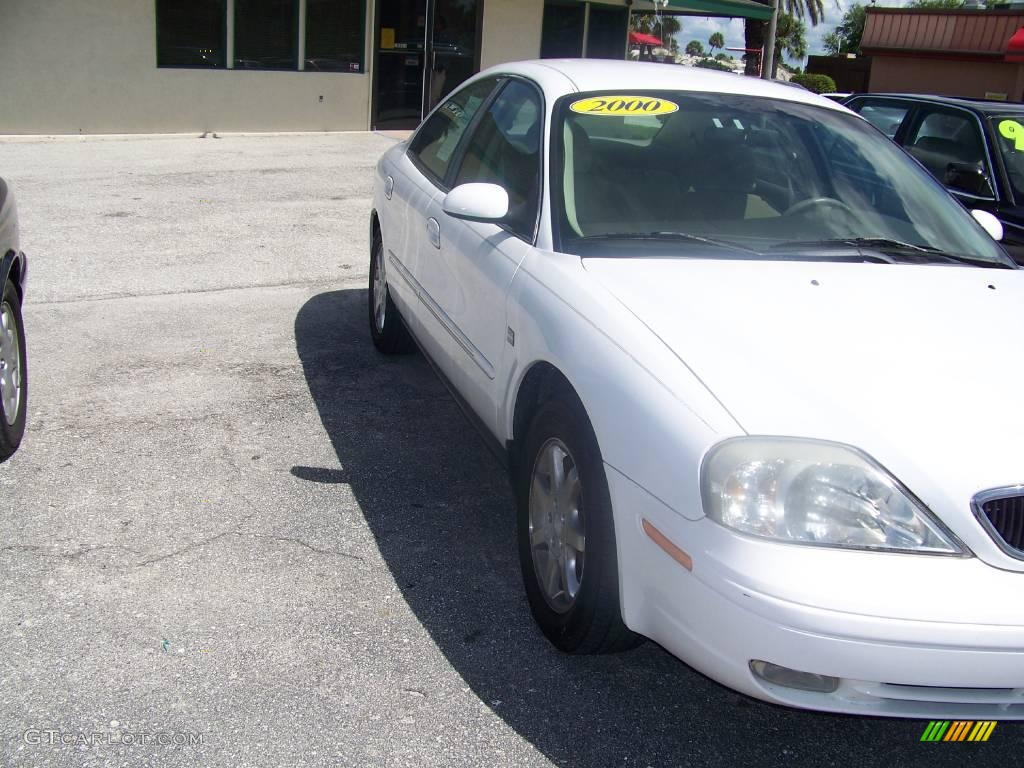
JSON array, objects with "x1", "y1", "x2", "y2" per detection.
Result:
[
  {"x1": 0, "y1": 0, "x2": 538, "y2": 134},
  {"x1": 861, "y1": 7, "x2": 1024, "y2": 101},
  {"x1": 1, "y1": 0, "x2": 771, "y2": 135}
]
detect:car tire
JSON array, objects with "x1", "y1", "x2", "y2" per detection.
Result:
[
  {"x1": 368, "y1": 234, "x2": 414, "y2": 355},
  {"x1": 516, "y1": 390, "x2": 640, "y2": 654},
  {"x1": 0, "y1": 277, "x2": 27, "y2": 462}
]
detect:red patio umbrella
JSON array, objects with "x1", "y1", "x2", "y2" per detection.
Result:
[{"x1": 629, "y1": 31, "x2": 663, "y2": 47}]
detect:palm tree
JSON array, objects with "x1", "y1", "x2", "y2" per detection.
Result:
[
  {"x1": 784, "y1": 0, "x2": 827, "y2": 26},
  {"x1": 744, "y1": 0, "x2": 833, "y2": 76},
  {"x1": 708, "y1": 32, "x2": 725, "y2": 54},
  {"x1": 631, "y1": 12, "x2": 681, "y2": 46},
  {"x1": 772, "y1": 13, "x2": 807, "y2": 77}
]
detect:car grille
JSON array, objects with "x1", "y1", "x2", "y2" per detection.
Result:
[{"x1": 976, "y1": 489, "x2": 1024, "y2": 555}]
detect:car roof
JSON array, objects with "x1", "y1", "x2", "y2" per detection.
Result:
[
  {"x1": 476, "y1": 59, "x2": 848, "y2": 112},
  {"x1": 850, "y1": 92, "x2": 1024, "y2": 115}
]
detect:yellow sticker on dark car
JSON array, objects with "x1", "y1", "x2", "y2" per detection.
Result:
[
  {"x1": 569, "y1": 96, "x2": 679, "y2": 116},
  {"x1": 998, "y1": 119, "x2": 1024, "y2": 149}
]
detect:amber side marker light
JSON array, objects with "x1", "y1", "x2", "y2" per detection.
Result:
[{"x1": 642, "y1": 519, "x2": 693, "y2": 571}]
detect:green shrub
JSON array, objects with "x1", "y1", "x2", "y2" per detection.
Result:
[
  {"x1": 790, "y1": 73, "x2": 838, "y2": 94},
  {"x1": 695, "y1": 58, "x2": 733, "y2": 72}
]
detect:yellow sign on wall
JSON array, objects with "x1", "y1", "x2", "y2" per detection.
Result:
[{"x1": 380, "y1": 28, "x2": 396, "y2": 50}]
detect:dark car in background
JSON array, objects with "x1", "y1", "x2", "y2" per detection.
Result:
[
  {"x1": 0, "y1": 177, "x2": 28, "y2": 462},
  {"x1": 844, "y1": 94, "x2": 1024, "y2": 263}
]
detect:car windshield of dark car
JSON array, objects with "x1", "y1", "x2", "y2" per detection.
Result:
[
  {"x1": 991, "y1": 114, "x2": 1024, "y2": 203},
  {"x1": 555, "y1": 91, "x2": 1011, "y2": 265}
]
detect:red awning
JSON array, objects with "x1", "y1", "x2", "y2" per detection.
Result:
[
  {"x1": 1007, "y1": 26, "x2": 1024, "y2": 63},
  {"x1": 629, "y1": 31, "x2": 663, "y2": 47}
]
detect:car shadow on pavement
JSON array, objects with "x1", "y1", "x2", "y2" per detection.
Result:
[{"x1": 295, "y1": 289, "x2": 998, "y2": 768}]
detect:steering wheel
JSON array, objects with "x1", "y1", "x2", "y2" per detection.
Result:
[{"x1": 784, "y1": 196, "x2": 856, "y2": 219}]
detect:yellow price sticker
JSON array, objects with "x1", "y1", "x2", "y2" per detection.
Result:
[
  {"x1": 570, "y1": 96, "x2": 679, "y2": 117},
  {"x1": 998, "y1": 119, "x2": 1024, "y2": 150}
]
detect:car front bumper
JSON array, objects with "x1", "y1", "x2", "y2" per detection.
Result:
[{"x1": 609, "y1": 464, "x2": 1024, "y2": 718}]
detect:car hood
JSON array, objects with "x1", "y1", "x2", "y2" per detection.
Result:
[{"x1": 583, "y1": 256, "x2": 1024, "y2": 563}]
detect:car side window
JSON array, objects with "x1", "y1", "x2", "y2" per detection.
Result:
[
  {"x1": 451, "y1": 79, "x2": 543, "y2": 240},
  {"x1": 903, "y1": 107, "x2": 991, "y2": 192},
  {"x1": 408, "y1": 78, "x2": 498, "y2": 185},
  {"x1": 991, "y1": 115, "x2": 1024, "y2": 202},
  {"x1": 851, "y1": 100, "x2": 911, "y2": 139}
]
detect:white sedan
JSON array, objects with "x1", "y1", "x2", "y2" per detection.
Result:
[{"x1": 368, "y1": 59, "x2": 1024, "y2": 718}]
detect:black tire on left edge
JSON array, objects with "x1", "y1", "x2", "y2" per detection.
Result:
[
  {"x1": 0, "y1": 277, "x2": 27, "y2": 462},
  {"x1": 515, "y1": 389, "x2": 641, "y2": 654},
  {"x1": 368, "y1": 234, "x2": 414, "y2": 355}
]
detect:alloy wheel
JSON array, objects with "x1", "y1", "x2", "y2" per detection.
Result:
[
  {"x1": 0, "y1": 301, "x2": 21, "y2": 426},
  {"x1": 372, "y1": 246, "x2": 387, "y2": 333},
  {"x1": 529, "y1": 438, "x2": 586, "y2": 613}
]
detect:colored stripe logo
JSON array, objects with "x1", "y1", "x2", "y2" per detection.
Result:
[{"x1": 920, "y1": 721, "x2": 997, "y2": 742}]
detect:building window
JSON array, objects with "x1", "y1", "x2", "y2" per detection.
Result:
[
  {"x1": 586, "y1": 5, "x2": 628, "y2": 60},
  {"x1": 305, "y1": 0, "x2": 364, "y2": 72},
  {"x1": 235, "y1": 0, "x2": 299, "y2": 70},
  {"x1": 156, "y1": 0, "x2": 227, "y2": 68},
  {"x1": 541, "y1": 0, "x2": 584, "y2": 59}
]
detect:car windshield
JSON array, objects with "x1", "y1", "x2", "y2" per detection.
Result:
[
  {"x1": 990, "y1": 114, "x2": 1024, "y2": 203},
  {"x1": 554, "y1": 91, "x2": 1013, "y2": 266}
]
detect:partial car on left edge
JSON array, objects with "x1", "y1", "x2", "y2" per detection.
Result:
[{"x1": 0, "y1": 176, "x2": 28, "y2": 462}]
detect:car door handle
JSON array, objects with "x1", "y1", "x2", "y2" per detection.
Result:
[{"x1": 426, "y1": 217, "x2": 441, "y2": 249}]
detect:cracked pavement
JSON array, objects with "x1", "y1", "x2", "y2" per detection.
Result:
[{"x1": 0, "y1": 133, "x2": 1015, "y2": 768}]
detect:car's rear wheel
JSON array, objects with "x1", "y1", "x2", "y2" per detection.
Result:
[
  {"x1": 516, "y1": 391, "x2": 640, "y2": 653},
  {"x1": 0, "y1": 278, "x2": 27, "y2": 462},
  {"x1": 368, "y1": 234, "x2": 414, "y2": 355}
]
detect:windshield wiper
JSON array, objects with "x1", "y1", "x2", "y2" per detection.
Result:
[
  {"x1": 580, "y1": 231, "x2": 760, "y2": 254},
  {"x1": 771, "y1": 237, "x2": 937, "y2": 253},
  {"x1": 770, "y1": 238, "x2": 1015, "y2": 269}
]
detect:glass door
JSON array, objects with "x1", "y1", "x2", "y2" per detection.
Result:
[
  {"x1": 375, "y1": 0, "x2": 428, "y2": 129},
  {"x1": 423, "y1": 0, "x2": 482, "y2": 115},
  {"x1": 374, "y1": 0, "x2": 482, "y2": 129}
]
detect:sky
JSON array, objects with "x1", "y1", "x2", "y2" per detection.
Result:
[{"x1": 663, "y1": 0, "x2": 910, "y2": 66}]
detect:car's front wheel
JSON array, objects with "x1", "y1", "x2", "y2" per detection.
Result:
[
  {"x1": 368, "y1": 234, "x2": 413, "y2": 355},
  {"x1": 0, "y1": 277, "x2": 27, "y2": 462},
  {"x1": 516, "y1": 391, "x2": 639, "y2": 654}
]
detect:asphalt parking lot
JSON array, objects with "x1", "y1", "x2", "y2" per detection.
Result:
[{"x1": 0, "y1": 132, "x2": 1016, "y2": 767}]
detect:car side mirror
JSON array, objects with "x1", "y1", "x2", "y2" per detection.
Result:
[
  {"x1": 945, "y1": 162, "x2": 994, "y2": 199},
  {"x1": 971, "y1": 209, "x2": 1004, "y2": 242},
  {"x1": 442, "y1": 183, "x2": 509, "y2": 223}
]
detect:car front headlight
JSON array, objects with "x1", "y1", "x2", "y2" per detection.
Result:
[{"x1": 701, "y1": 438, "x2": 964, "y2": 554}]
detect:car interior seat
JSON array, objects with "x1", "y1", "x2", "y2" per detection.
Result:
[
  {"x1": 565, "y1": 121, "x2": 645, "y2": 234},
  {"x1": 908, "y1": 133, "x2": 984, "y2": 180},
  {"x1": 684, "y1": 127, "x2": 757, "y2": 221}
]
